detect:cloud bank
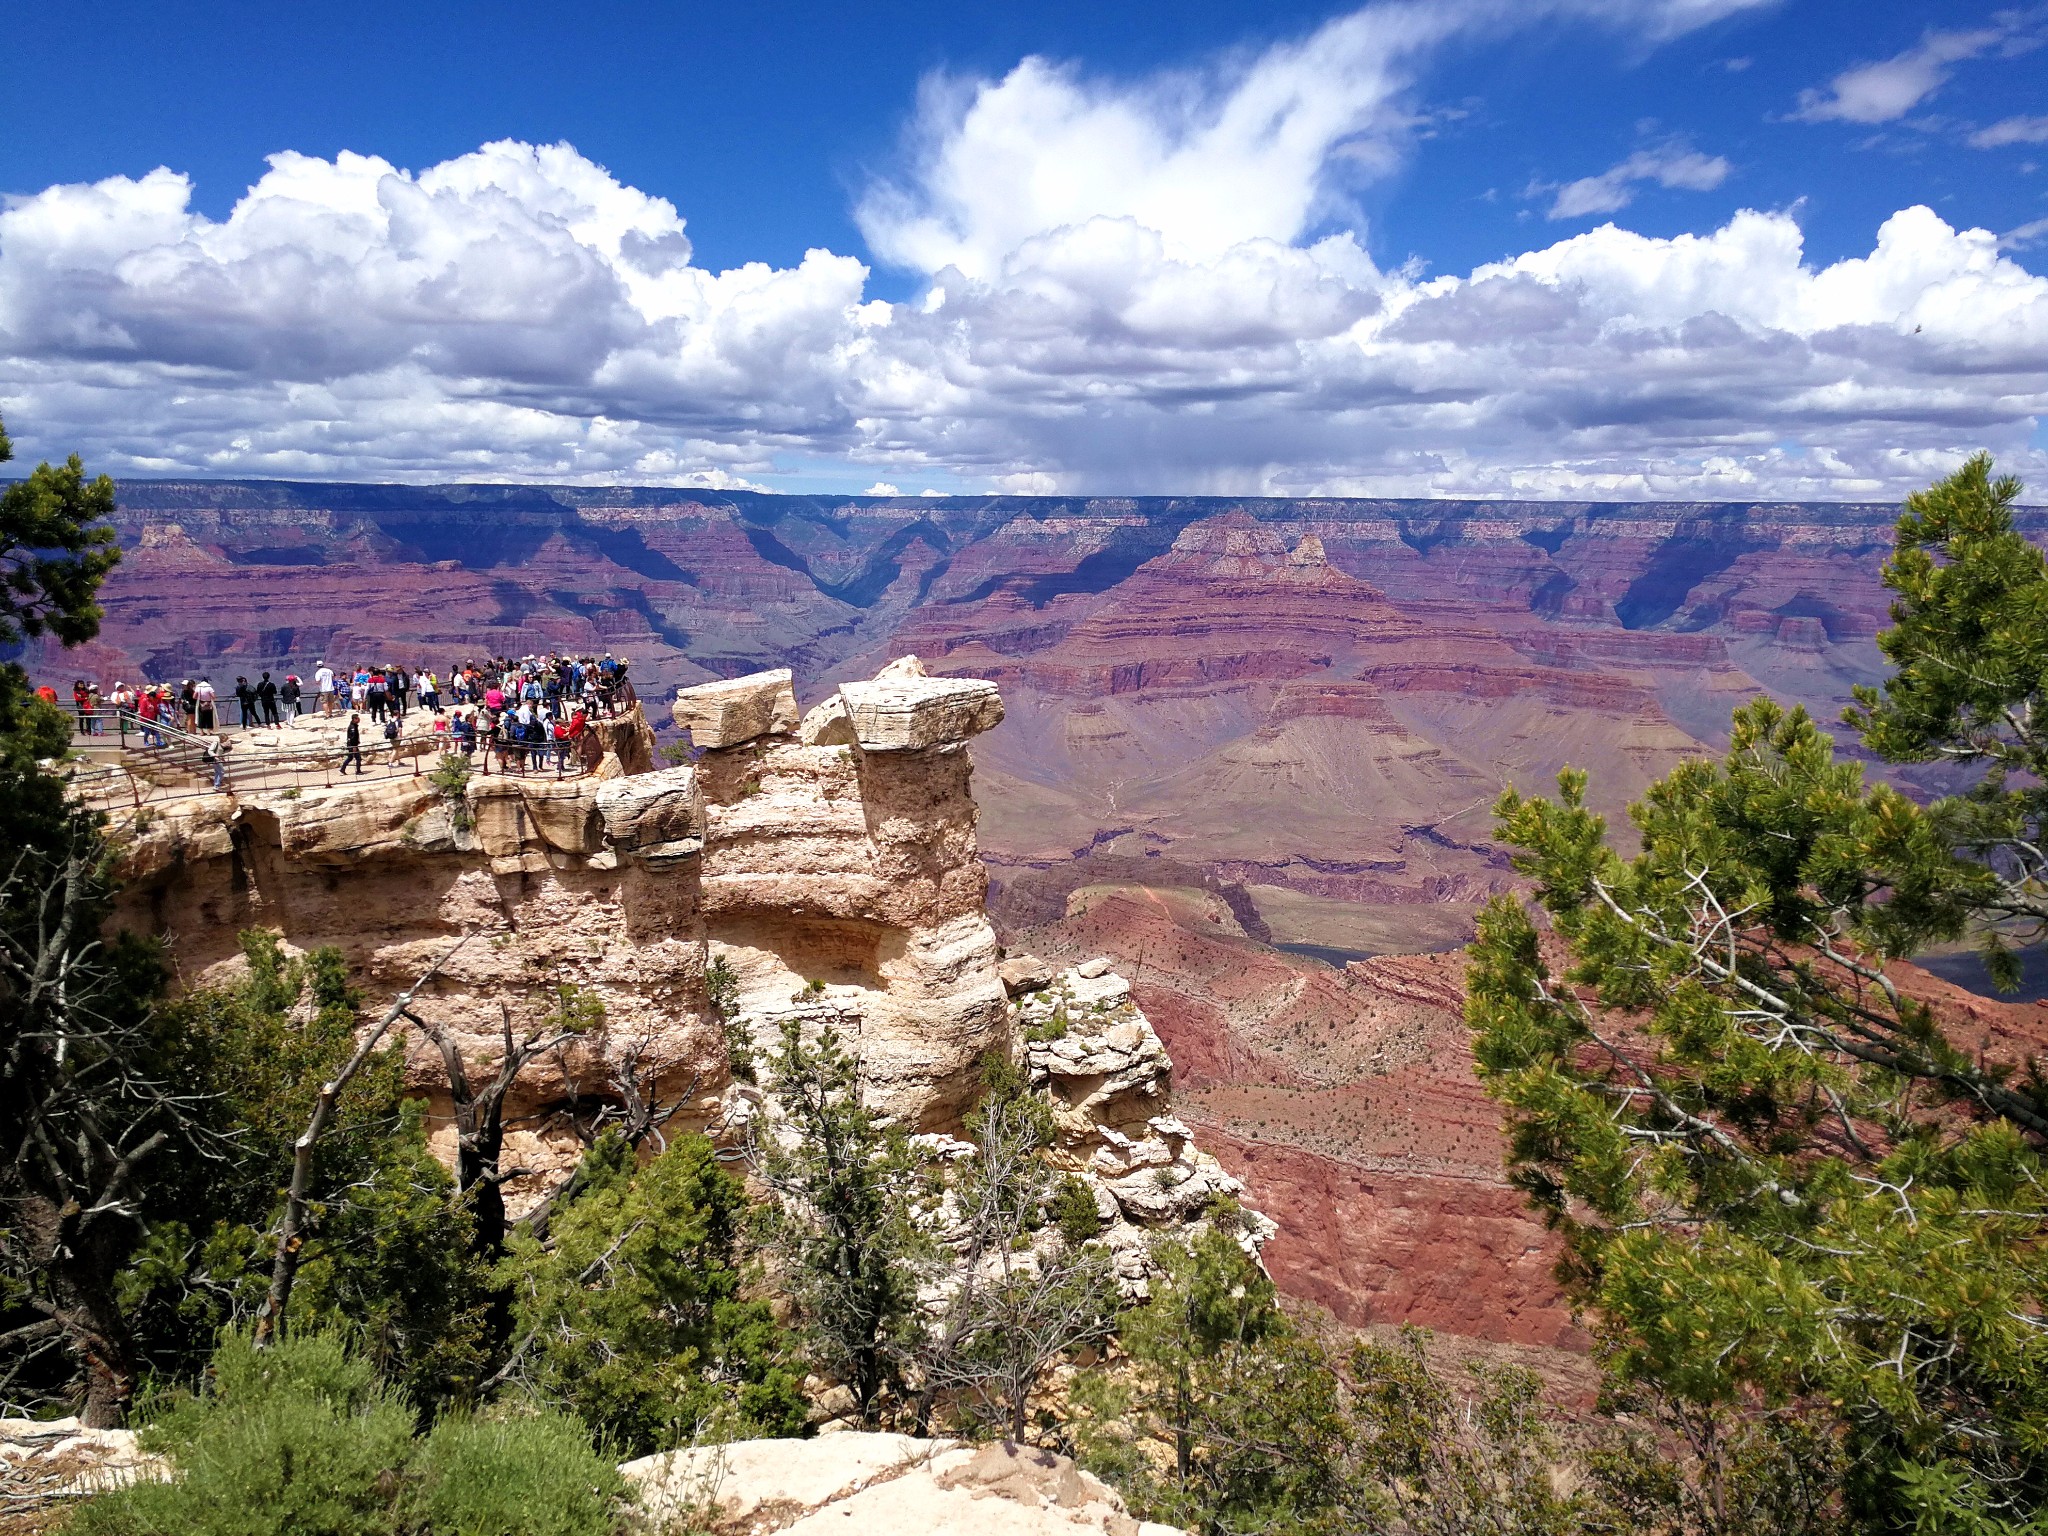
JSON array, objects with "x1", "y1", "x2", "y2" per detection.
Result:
[{"x1": 1, "y1": 0, "x2": 2043, "y2": 500}]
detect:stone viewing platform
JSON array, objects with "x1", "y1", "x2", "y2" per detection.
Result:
[{"x1": 95, "y1": 659, "x2": 1050, "y2": 1190}]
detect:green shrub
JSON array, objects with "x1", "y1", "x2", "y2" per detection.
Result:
[
  {"x1": 1049, "y1": 1176, "x2": 1103, "y2": 1246},
  {"x1": 72, "y1": 1334, "x2": 627, "y2": 1536},
  {"x1": 504, "y1": 1133, "x2": 806, "y2": 1454},
  {"x1": 411, "y1": 1411, "x2": 623, "y2": 1536},
  {"x1": 72, "y1": 1333, "x2": 414, "y2": 1536}
]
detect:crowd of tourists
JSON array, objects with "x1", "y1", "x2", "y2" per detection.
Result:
[{"x1": 51, "y1": 652, "x2": 640, "y2": 781}]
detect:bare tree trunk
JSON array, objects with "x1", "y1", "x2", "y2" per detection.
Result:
[
  {"x1": 252, "y1": 935, "x2": 470, "y2": 1348},
  {"x1": 408, "y1": 1002, "x2": 579, "y2": 1260},
  {"x1": 19, "y1": 1194, "x2": 142, "y2": 1429}
]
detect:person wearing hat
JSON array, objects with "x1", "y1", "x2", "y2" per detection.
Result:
[
  {"x1": 137, "y1": 685, "x2": 163, "y2": 746},
  {"x1": 314, "y1": 660, "x2": 336, "y2": 716}
]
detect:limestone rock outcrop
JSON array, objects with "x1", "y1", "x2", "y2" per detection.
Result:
[
  {"x1": 675, "y1": 668, "x2": 801, "y2": 748},
  {"x1": 1018, "y1": 962, "x2": 1275, "y2": 1294},
  {"x1": 1, "y1": 1418, "x2": 164, "y2": 1501},
  {"x1": 624, "y1": 1433, "x2": 1184, "y2": 1536},
  {"x1": 840, "y1": 672, "x2": 1005, "y2": 752},
  {"x1": 103, "y1": 671, "x2": 1026, "y2": 1200}
]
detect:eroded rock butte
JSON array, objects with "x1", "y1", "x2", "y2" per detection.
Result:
[{"x1": 103, "y1": 662, "x2": 1245, "y2": 1249}]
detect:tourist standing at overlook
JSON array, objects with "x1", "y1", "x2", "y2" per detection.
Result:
[
  {"x1": 281, "y1": 672, "x2": 302, "y2": 718},
  {"x1": 136, "y1": 686, "x2": 162, "y2": 746},
  {"x1": 232, "y1": 676, "x2": 257, "y2": 728},
  {"x1": 257, "y1": 671, "x2": 281, "y2": 726},
  {"x1": 340, "y1": 711, "x2": 363, "y2": 775},
  {"x1": 193, "y1": 679, "x2": 217, "y2": 732},
  {"x1": 314, "y1": 660, "x2": 335, "y2": 715}
]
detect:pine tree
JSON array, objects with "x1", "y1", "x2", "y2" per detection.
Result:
[{"x1": 1467, "y1": 455, "x2": 2048, "y2": 1532}]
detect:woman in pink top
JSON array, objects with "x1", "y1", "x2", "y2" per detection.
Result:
[{"x1": 484, "y1": 685, "x2": 506, "y2": 712}]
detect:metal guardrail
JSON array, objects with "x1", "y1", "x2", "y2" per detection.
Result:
[{"x1": 66, "y1": 707, "x2": 599, "y2": 809}]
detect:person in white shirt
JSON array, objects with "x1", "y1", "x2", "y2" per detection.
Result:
[{"x1": 314, "y1": 662, "x2": 336, "y2": 716}]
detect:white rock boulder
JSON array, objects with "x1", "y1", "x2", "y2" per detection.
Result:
[
  {"x1": 674, "y1": 668, "x2": 801, "y2": 748},
  {"x1": 622, "y1": 1433, "x2": 1184, "y2": 1535},
  {"x1": 839, "y1": 674, "x2": 1005, "y2": 751}
]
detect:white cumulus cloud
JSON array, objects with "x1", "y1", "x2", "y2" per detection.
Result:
[{"x1": 0, "y1": 0, "x2": 2043, "y2": 502}]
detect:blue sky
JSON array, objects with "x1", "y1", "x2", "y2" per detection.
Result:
[{"x1": 2, "y1": 0, "x2": 2045, "y2": 497}]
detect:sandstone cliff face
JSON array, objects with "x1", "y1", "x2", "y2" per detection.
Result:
[
  {"x1": 106, "y1": 673, "x2": 1013, "y2": 1190},
  {"x1": 103, "y1": 669, "x2": 1229, "y2": 1233}
]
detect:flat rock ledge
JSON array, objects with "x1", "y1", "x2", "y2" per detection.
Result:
[
  {"x1": 674, "y1": 668, "x2": 802, "y2": 748},
  {"x1": 1, "y1": 1418, "x2": 166, "y2": 1502},
  {"x1": 679, "y1": 655, "x2": 1003, "y2": 755},
  {"x1": 838, "y1": 674, "x2": 1005, "y2": 751},
  {"x1": 624, "y1": 1432, "x2": 1185, "y2": 1536}
]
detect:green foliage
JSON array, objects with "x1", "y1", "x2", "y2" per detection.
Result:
[
  {"x1": 917, "y1": 1054, "x2": 1117, "y2": 1441},
  {"x1": 72, "y1": 1332, "x2": 623, "y2": 1536},
  {"x1": 1844, "y1": 451, "x2": 2048, "y2": 984},
  {"x1": 504, "y1": 1133, "x2": 805, "y2": 1455},
  {"x1": 1467, "y1": 455, "x2": 2048, "y2": 1533},
  {"x1": 0, "y1": 414, "x2": 121, "y2": 648},
  {"x1": 122, "y1": 936, "x2": 407, "y2": 1383},
  {"x1": 749, "y1": 1019, "x2": 933, "y2": 1424},
  {"x1": 704, "y1": 956, "x2": 753, "y2": 1084},
  {"x1": 1049, "y1": 1176, "x2": 1103, "y2": 1246},
  {"x1": 411, "y1": 1411, "x2": 625, "y2": 1536},
  {"x1": 72, "y1": 1332, "x2": 417, "y2": 1536},
  {"x1": 429, "y1": 755, "x2": 473, "y2": 829},
  {"x1": 1075, "y1": 1225, "x2": 1351, "y2": 1535},
  {"x1": 294, "y1": 1102, "x2": 494, "y2": 1414},
  {"x1": 1347, "y1": 1329, "x2": 1601, "y2": 1536}
]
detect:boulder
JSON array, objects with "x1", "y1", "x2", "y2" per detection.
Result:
[
  {"x1": 800, "y1": 693, "x2": 857, "y2": 746},
  {"x1": 277, "y1": 779, "x2": 441, "y2": 863},
  {"x1": 674, "y1": 668, "x2": 800, "y2": 748},
  {"x1": 465, "y1": 777, "x2": 602, "y2": 857},
  {"x1": 1, "y1": 1417, "x2": 166, "y2": 1498},
  {"x1": 838, "y1": 674, "x2": 1005, "y2": 751},
  {"x1": 999, "y1": 952, "x2": 1056, "y2": 997},
  {"x1": 621, "y1": 1432, "x2": 1183, "y2": 1535},
  {"x1": 593, "y1": 763, "x2": 701, "y2": 854}
]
